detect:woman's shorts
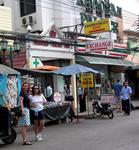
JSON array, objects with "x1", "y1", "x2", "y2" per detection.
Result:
[{"x1": 30, "y1": 109, "x2": 44, "y2": 120}]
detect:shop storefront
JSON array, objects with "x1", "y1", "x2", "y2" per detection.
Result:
[
  {"x1": 7, "y1": 25, "x2": 75, "y2": 96},
  {"x1": 76, "y1": 53, "x2": 134, "y2": 99}
]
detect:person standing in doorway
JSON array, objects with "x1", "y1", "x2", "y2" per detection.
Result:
[
  {"x1": 29, "y1": 85, "x2": 47, "y2": 142},
  {"x1": 18, "y1": 82, "x2": 32, "y2": 145},
  {"x1": 121, "y1": 81, "x2": 132, "y2": 116},
  {"x1": 45, "y1": 84, "x2": 53, "y2": 102},
  {"x1": 77, "y1": 80, "x2": 86, "y2": 113},
  {"x1": 113, "y1": 79, "x2": 122, "y2": 112}
]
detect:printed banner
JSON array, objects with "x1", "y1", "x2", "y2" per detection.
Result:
[
  {"x1": 84, "y1": 18, "x2": 111, "y2": 35},
  {"x1": 80, "y1": 73, "x2": 94, "y2": 88}
]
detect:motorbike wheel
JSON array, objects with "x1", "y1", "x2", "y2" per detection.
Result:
[
  {"x1": 93, "y1": 107, "x2": 102, "y2": 117},
  {"x1": 1, "y1": 127, "x2": 17, "y2": 144},
  {"x1": 107, "y1": 109, "x2": 114, "y2": 119}
]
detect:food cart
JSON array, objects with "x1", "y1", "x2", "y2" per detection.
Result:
[{"x1": 0, "y1": 64, "x2": 20, "y2": 144}]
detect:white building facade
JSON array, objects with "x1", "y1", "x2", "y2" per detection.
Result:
[{"x1": 1, "y1": 0, "x2": 138, "y2": 104}]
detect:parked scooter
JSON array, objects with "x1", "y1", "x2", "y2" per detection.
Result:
[
  {"x1": 0, "y1": 106, "x2": 17, "y2": 144},
  {"x1": 0, "y1": 93, "x2": 17, "y2": 144},
  {"x1": 92, "y1": 96, "x2": 114, "y2": 119}
]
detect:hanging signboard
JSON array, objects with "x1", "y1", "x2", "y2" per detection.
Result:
[
  {"x1": 84, "y1": 18, "x2": 111, "y2": 35},
  {"x1": 30, "y1": 57, "x2": 43, "y2": 68},
  {"x1": 80, "y1": 73, "x2": 94, "y2": 88},
  {"x1": 85, "y1": 39, "x2": 113, "y2": 52}
]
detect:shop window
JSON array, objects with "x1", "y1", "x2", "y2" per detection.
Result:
[
  {"x1": 127, "y1": 38, "x2": 138, "y2": 49},
  {"x1": 20, "y1": 0, "x2": 36, "y2": 17}
]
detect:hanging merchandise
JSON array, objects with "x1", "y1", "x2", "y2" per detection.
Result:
[
  {"x1": 7, "y1": 76, "x2": 18, "y2": 108},
  {"x1": 0, "y1": 65, "x2": 21, "y2": 108},
  {"x1": 0, "y1": 75, "x2": 7, "y2": 106}
]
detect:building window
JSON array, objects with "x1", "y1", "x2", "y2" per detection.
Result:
[
  {"x1": 127, "y1": 38, "x2": 138, "y2": 49},
  {"x1": 20, "y1": 0, "x2": 36, "y2": 17},
  {"x1": 0, "y1": 0, "x2": 4, "y2": 6}
]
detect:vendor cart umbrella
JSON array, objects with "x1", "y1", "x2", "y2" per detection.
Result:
[
  {"x1": 53, "y1": 64, "x2": 99, "y2": 75},
  {"x1": 53, "y1": 64, "x2": 100, "y2": 123}
]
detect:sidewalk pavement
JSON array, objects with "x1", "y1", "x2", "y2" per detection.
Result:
[
  {"x1": 132, "y1": 100, "x2": 139, "y2": 109},
  {"x1": 77, "y1": 99, "x2": 139, "y2": 119},
  {"x1": 14, "y1": 100, "x2": 139, "y2": 133}
]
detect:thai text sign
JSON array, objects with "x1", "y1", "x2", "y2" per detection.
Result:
[
  {"x1": 80, "y1": 73, "x2": 94, "y2": 88},
  {"x1": 101, "y1": 95, "x2": 115, "y2": 104},
  {"x1": 84, "y1": 18, "x2": 111, "y2": 35},
  {"x1": 86, "y1": 39, "x2": 113, "y2": 52}
]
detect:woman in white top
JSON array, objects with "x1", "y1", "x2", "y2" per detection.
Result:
[{"x1": 29, "y1": 85, "x2": 47, "y2": 142}]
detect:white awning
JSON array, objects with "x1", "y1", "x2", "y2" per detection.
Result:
[{"x1": 77, "y1": 56, "x2": 134, "y2": 67}]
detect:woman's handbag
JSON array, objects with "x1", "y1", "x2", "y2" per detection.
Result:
[
  {"x1": 65, "y1": 95, "x2": 74, "y2": 101},
  {"x1": 11, "y1": 107, "x2": 22, "y2": 117}
]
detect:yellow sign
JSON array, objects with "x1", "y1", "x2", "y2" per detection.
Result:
[
  {"x1": 80, "y1": 73, "x2": 94, "y2": 88},
  {"x1": 84, "y1": 18, "x2": 111, "y2": 35}
]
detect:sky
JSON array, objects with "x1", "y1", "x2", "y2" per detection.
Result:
[{"x1": 111, "y1": 0, "x2": 139, "y2": 15}]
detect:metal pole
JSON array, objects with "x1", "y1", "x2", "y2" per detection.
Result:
[
  {"x1": 10, "y1": 47, "x2": 13, "y2": 68},
  {"x1": 74, "y1": 25, "x2": 80, "y2": 123},
  {"x1": 85, "y1": 74, "x2": 93, "y2": 119},
  {"x1": 3, "y1": 51, "x2": 5, "y2": 65}
]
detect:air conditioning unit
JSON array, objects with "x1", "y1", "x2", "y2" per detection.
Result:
[{"x1": 22, "y1": 16, "x2": 34, "y2": 26}]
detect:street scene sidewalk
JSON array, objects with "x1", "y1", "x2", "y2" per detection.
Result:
[
  {"x1": 2, "y1": 110, "x2": 139, "y2": 150},
  {"x1": 132, "y1": 100, "x2": 139, "y2": 109},
  {"x1": 77, "y1": 99, "x2": 139, "y2": 118},
  {"x1": 14, "y1": 99, "x2": 139, "y2": 134}
]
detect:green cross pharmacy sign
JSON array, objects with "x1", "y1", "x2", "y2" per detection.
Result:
[{"x1": 30, "y1": 58, "x2": 43, "y2": 68}]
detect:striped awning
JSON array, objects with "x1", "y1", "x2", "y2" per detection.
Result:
[
  {"x1": 77, "y1": 56, "x2": 134, "y2": 67},
  {"x1": 0, "y1": 64, "x2": 20, "y2": 75}
]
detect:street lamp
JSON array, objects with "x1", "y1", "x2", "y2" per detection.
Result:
[
  {"x1": 0, "y1": 37, "x2": 21, "y2": 67},
  {"x1": 0, "y1": 38, "x2": 8, "y2": 52},
  {"x1": 0, "y1": 37, "x2": 8, "y2": 64},
  {"x1": 13, "y1": 39, "x2": 20, "y2": 53}
]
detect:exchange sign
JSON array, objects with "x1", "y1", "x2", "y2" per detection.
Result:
[{"x1": 86, "y1": 39, "x2": 113, "y2": 52}]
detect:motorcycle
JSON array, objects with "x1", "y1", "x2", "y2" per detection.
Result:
[
  {"x1": 92, "y1": 97, "x2": 114, "y2": 119},
  {"x1": 0, "y1": 106, "x2": 17, "y2": 144}
]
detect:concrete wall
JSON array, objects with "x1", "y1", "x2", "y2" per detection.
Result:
[{"x1": 2, "y1": 0, "x2": 139, "y2": 33}]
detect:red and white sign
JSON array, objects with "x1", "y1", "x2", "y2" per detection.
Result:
[
  {"x1": 54, "y1": 92, "x2": 61, "y2": 102},
  {"x1": 86, "y1": 39, "x2": 113, "y2": 52},
  {"x1": 113, "y1": 43, "x2": 127, "y2": 49},
  {"x1": 77, "y1": 42, "x2": 128, "y2": 58},
  {"x1": 101, "y1": 95, "x2": 115, "y2": 104}
]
